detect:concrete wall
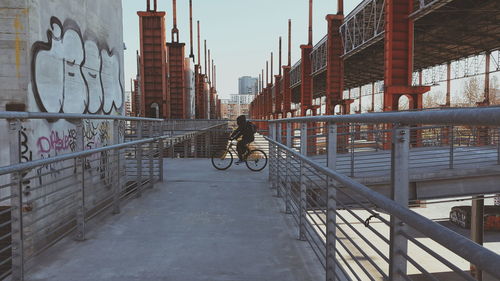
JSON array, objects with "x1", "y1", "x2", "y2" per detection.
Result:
[
  {"x1": 1, "y1": 0, "x2": 124, "y2": 163},
  {"x1": 184, "y1": 58, "x2": 195, "y2": 119},
  {"x1": 0, "y1": 0, "x2": 124, "y2": 255}
]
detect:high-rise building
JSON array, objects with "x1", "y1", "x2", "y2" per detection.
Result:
[{"x1": 238, "y1": 76, "x2": 258, "y2": 95}]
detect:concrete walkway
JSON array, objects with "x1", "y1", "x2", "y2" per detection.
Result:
[{"x1": 26, "y1": 159, "x2": 324, "y2": 281}]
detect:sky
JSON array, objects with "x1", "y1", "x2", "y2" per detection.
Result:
[{"x1": 122, "y1": 0, "x2": 361, "y2": 99}]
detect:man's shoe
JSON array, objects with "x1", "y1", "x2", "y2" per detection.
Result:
[{"x1": 235, "y1": 159, "x2": 245, "y2": 165}]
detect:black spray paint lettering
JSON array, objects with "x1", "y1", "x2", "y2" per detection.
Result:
[{"x1": 31, "y1": 17, "x2": 124, "y2": 115}]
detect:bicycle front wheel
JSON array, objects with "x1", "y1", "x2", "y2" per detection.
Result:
[
  {"x1": 211, "y1": 150, "x2": 233, "y2": 170},
  {"x1": 245, "y1": 149, "x2": 268, "y2": 172}
]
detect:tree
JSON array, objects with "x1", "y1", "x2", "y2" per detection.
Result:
[
  {"x1": 490, "y1": 75, "x2": 500, "y2": 105},
  {"x1": 462, "y1": 77, "x2": 483, "y2": 106},
  {"x1": 423, "y1": 91, "x2": 444, "y2": 108}
]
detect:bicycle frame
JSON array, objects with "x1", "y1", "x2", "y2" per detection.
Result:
[
  {"x1": 220, "y1": 140, "x2": 251, "y2": 160},
  {"x1": 220, "y1": 141, "x2": 238, "y2": 159}
]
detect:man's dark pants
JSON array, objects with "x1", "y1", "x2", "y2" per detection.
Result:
[{"x1": 237, "y1": 138, "x2": 254, "y2": 160}]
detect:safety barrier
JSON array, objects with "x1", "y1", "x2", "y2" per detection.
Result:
[{"x1": 266, "y1": 107, "x2": 500, "y2": 281}]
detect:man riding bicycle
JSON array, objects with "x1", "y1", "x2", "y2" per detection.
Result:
[{"x1": 230, "y1": 115, "x2": 256, "y2": 165}]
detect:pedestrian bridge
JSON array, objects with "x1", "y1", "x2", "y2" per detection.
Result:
[
  {"x1": 26, "y1": 158, "x2": 324, "y2": 281},
  {"x1": 0, "y1": 109, "x2": 499, "y2": 281}
]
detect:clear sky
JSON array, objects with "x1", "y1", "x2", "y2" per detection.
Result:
[{"x1": 122, "y1": 0, "x2": 361, "y2": 99}]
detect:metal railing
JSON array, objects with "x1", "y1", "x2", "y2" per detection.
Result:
[
  {"x1": 0, "y1": 112, "x2": 228, "y2": 280},
  {"x1": 266, "y1": 107, "x2": 500, "y2": 281}
]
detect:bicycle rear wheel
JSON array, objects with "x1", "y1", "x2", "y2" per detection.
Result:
[
  {"x1": 245, "y1": 149, "x2": 268, "y2": 171},
  {"x1": 211, "y1": 150, "x2": 233, "y2": 170}
]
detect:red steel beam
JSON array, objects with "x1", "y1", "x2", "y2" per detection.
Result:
[
  {"x1": 138, "y1": 6, "x2": 168, "y2": 118},
  {"x1": 167, "y1": 0, "x2": 186, "y2": 119},
  {"x1": 325, "y1": 14, "x2": 344, "y2": 115},
  {"x1": 384, "y1": 0, "x2": 430, "y2": 111},
  {"x1": 283, "y1": 20, "x2": 292, "y2": 116}
]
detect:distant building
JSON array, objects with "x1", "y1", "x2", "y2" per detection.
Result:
[
  {"x1": 220, "y1": 94, "x2": 255, "y2": 120},
  {"x1": 238, "y1": 76, "x2": 258, "y2": 95},
  {"x1": 124, "y1": 92, "x2": 132, "y2": 116},
  {"x1": 230, "y1": 94, "x2": 255, "y2": 105}
]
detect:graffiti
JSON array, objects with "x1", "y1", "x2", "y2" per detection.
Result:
[
  {"x1": 35, "y1": 154, "x2": 63, "y2": 186},
  {"x1": 20, "y1": 127, "x2": 33, "y2": 163},
  {"x1": 84, "y1": 120, "x2": 110, "y2": 150},
  {"x1": 20, "y1": 126, "x2": 33, "y2": 195},
  {"x1": 98, "y1": 121, "x2": 110, "y2": 144},
  {"x1": 36, "y1": 129, "x2": 78, "y2": 154},
  {"x1": 31, "y1": 17, "x2": 123, "y2": 115}
]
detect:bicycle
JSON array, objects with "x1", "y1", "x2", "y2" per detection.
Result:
[{"x1": 211, "y1": 139, "x2": 268, "y2": 171}]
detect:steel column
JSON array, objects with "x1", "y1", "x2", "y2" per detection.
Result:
[
  {"x1": 269, "y1": 123, "x2": 276, "y2": 189},
  {"x1": 147, "y1": 122, "x2": 154, "y2": 187},
  {"x1": 383, "y1": 0, "x2": 429, "y2": 112},
  {"x1": 9, "y1": 120, "x2": 23, "y2": 280},
  {"x1": 285, "y1": 122, "x2": 292, "y2": 214},
  {"x1": 276, "y1": 123, "x2": 282, "y2": 197},
  {"x1": 299, "y1": 122, "x2": 308, "y2": 241},
  {"x1": 350, "y1": 124, "x2": 355, "y2": 177},
  {"x1": 326, "y1": 15, "x2": 344, "y2": 115},
  {"x1": 389, "y1": 125, "x2": 410, "y2": 281},
  {"x1": 326, "y1": 122, "x2": 337, "y2": 281},
  {"x1": 112, "y1": 121, "x2": 121, "y2": 214},
  {"x1": 159, "y1": 137, "x2": 164, "y2": 181},
  {"x1": 75, "y1": 120, "x2": 85, "y2": 241},
  {"x1": 300, "y1": 45, "x2": 313, "y2": 116},
  {"x1": 446, "y1": 62, "x2": 451, "y2": 106},
  {"x1": 449, "y1": 126, "x2": 454, "y2": 169},
  {"x1": 471, "y1": 196, "x2": 484, "y2": 280},
  {"x1": 136, "y1": 121, "x2": 143, "y2": 197},
  {"x1": 484, "y1": 51, "x2": 491, "y2": 105}
]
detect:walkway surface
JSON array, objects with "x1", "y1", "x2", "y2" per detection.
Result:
[{"x1": 26, "y1": 159, "x2": 324, "y2": 281}]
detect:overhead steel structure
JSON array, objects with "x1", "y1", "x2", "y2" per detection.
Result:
[{"x1": 250, "y1": 0, "x2": 500, "y2": 119}]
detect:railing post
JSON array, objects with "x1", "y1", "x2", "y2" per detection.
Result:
[
  {"x1": 326, "y1": 122, "x2": 337, "y2": 281},
  {"x1": 299, "y1": 122, "x2": 307, "y2": 241},
  {"x1": 285, "y1": 122, "x2": 292, "y2": 214},
  {"x1": 75, "y1": 121, "x2": 85, "y2": 241},
  {"x1": 149, "y1": 122, "x2": 154, "y2": 188},
  {"x1": 193, "y1": 135, "x2": 198, "y2": 158},
  {"x1": 204, "y1": 131, "x2": 210, "y2": 158},
  {"x1": 159, "y1": 136, "x2": 164, "y2": 182},
  {"x1": 171, "y1": 121, "x2": 175, "y2": 158},
  {"x1": 9, "y1": 119, "x2": 23, "y2": 280},
  {"x1": 269, "y1": 123, "x2": 276, "y2": 189},
  {"x1": 350, "y1": 124, "x2": 355, "y2": 177},
  {"x1": 471, "y1": 195, "x2": 484, "y2": 280},
  {"x1": 136, "y1": 121, "x2": 143, "y2": 197},
  {"x1": 276, "y1": 122, "x2": 282, "y2": 197},
  {"x1": 449, "y1": 125, "x2": 454, "y2": 169},
  {"x1": 497, "y1": 128, "x2": 499, "y2": 165},
  {"x1": 389, "y1": 124, "x2": 410, "y2": 281},
  {"x1": 112, "y1": 120, "x2": 121, "y2": 214}
]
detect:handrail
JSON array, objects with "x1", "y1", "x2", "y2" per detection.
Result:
[
  {"x1": 269, "y1": 107, "x2": 500, "y2": 126},
  {"x1": 0, "y1": 111, "x2": 163, "y2": 122},
  {"x1": 0, "y1": 123, "x2": 226, "y2": 176},
  {"x1": 265, "y1": 135, "x2": 500, "y2": 279},
  {"x1": 312, "y1": 34, "x2": 328, "y2": 51}
]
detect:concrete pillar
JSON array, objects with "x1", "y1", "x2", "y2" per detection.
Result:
[
  {"x1": 325, "y1": 14, "x2": 345, "y2": 115},
  {"x1": 383, "y1": 0, "x2": 429, "y2": 112}
]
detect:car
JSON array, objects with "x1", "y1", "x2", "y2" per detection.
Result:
[{"x1": 449, "y1": 205, "x2": 500, "y2": 231}]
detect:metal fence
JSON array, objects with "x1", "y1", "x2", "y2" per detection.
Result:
[
  {"x1": 0, "y1": 112, "x2": 228, "y2": 280},
  {"x1": 266, "y1": 107, "x2": 500, "y2": 281}
]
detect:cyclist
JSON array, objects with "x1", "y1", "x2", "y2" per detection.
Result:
[{"x1": 229, "y1": 115, "x2": 257, "y2": 165}]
